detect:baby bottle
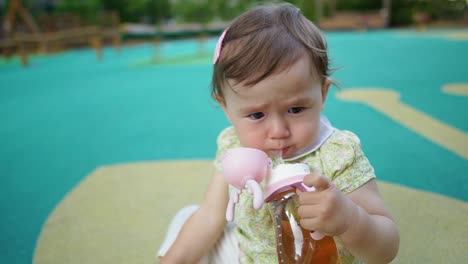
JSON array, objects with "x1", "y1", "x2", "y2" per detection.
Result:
[{"x1": 265, "y1": 161, "x2": 338, "y2": 264}]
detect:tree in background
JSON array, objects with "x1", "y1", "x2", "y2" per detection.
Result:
[
  {"x1": 335, "y1": 0, "x2": 381, "y2": 11},
  {"x1": 15, "y1": 0, "x2": 467, "y2": 27},
  {"x1": 55, "y1": 0, "x2": 101, "y2": 22},
  {"x1": 99, "y1": 0, "x2": 171, "y2": 23},
  {"x1": 424, "y1": 0, "x2": 466, "y2": 20},
  {"x1": 171, "y1": 0, "x2": 212, "y2": 25},
  {"x1": 391, "y1": 0, "x2": 467, "y2": 26}
]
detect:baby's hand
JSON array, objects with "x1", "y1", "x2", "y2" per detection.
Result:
[{"x1": 296, "y1": 173, "x2": 358, "y2": 237}]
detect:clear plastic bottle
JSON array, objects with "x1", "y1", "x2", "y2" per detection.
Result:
[
  {"x1": 268, "y1": 189, "x2": 338, "y2": 263},
  {"x1": 265, "y1": 161, "x2": 338, "y2": 264}
]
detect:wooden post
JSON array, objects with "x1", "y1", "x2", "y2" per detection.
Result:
[
  {"x1": 113, "y1": 34, "x2": 121, "y2": 53},
  {"x1": 39, "y1": 39, "x2": 49, "y2": 53},
  {"x1": 6, "y1": 0, "x2": 40, "y2": 36},
  {"x1": 153, "y1": 24, "x2": 163, "y2": 62},
  {"x1": 90, "y1": 35, "x2": 102, "y2": 60},
  {"x1": 315, "y1": 0, "x2": 323, "y2": 26},
  {"x1": 198, "y1": 26, "x2": 207, "y2": 56},
  {"x1": 111, "y1": 11, "x2": 121, "y2": 53},
  {"x1": 330, "y1": 0, "x2": 337, "y2": 18},
  {"x1": 18, "y1": 42, "x2": 29, "y2": 67},
  {"x1": 383, "y1": 0, "x2": 392, "y2": 27}
]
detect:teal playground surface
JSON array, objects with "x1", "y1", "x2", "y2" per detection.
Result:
[{"x1": 1, "y1": 29, "x2": 467, "y2": 263}]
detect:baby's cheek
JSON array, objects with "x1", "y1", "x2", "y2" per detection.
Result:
[
  {"x1": 239, "y1": 132, "x2": 264, "y2": 149},
  {"x1": 297, "y1": 123, "x2": 319, "y2": 145},
  {"x1": 242, "y1": 138, "x2": 263, "y2": 149}
]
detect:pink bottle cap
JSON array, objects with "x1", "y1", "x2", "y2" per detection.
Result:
[{"x1": 264, "y1": 163, "x2": 311, "y2": 201}]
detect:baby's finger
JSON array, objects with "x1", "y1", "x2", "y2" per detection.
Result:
[
  {"x1": 299, "y1": 217, "x2": 319, "y2": 231},
  {"x1": 303, "y1": 173, "x2": 330, "y2": 191},
  {"x1": 297, "y1": 204, "x2": 320, "y2": 219},
  {"x1": 297, "y1": 189, "x2": 321, "y2": 205}
]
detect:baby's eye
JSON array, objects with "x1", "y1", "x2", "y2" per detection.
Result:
[
  {"x1": 288, "y1": 107, "x2": 305, "y2": 114},
  {"x1": 247, "y1": 112, "x2": 265, "y2": 120}
]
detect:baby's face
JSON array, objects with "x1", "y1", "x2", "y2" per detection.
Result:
[{"x1": 220, "y1": 57, "x2": 330, "y2": 159}]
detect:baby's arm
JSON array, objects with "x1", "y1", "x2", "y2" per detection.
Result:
[
  {"x1": 339, "y1": 179, "x2": 399, "y2": 263},
  {"x1": 160, "y1": 170, "x2": 229, "y2": 263},
  {"x1": 297, "y1": 175, "x2": 399, "y2": 264}
]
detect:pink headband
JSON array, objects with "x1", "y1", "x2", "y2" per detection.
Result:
[{"x1": 213, "y1": 28, "x2": 228, "y2": 64}]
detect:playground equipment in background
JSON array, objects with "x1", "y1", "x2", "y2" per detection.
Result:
[
  {"x1": 316, "y1": 0, "x2": 391, "y2": 31},
  {"x1": 148, "y1": 22, "x2": 228, "y2": 64},
  {"x1": 412, "y1": 12, "x2": 431, "y2": 32},
  {"x1": 1, "y1": 0, "x2": 121, "y2": 67}
]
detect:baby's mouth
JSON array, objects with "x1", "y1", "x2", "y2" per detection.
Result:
[
  {"x1": 268, "y1": 147, "x2": 291, "y2": 159},
  {"x1": 281, "y1": 147, "x2": 290, "y2": 157}
]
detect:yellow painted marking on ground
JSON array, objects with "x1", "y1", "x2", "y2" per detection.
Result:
[
  {"x1": 336, "y1": 88, "x2": 468, "y2": 159},
  {"x1": 442, "y1": 83, "x2": 468, "y2": 96},
  {"x1": 34, "y1": 161, "x2": 468, "y2": 264},
  {"x1": 443, "y1": 32, "x2": 468, "y2": 40},
  {"x1": 395, "y1": 31, "x2": 468, "y2": 41}
]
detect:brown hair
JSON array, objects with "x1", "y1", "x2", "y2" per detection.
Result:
[{"x1": 212, "y1": 2, "x2": 331, "y2": 104}]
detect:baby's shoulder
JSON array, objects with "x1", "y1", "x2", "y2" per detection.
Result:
[
  {"x1": 321, "y1": 129, "x2": 362, "y2": 151},
  {"x1": 217, "y1": 126, "x2": 236, "y2": 140},
  {"x1": 317, "y1": 129, "x2": 363, "y2": 164},
  {"x1": 317, "y1": 129, "x2": 375, "y2": 192},
  {"x1": 216, "y1": 126, "x2": 240, "y2": 149}
]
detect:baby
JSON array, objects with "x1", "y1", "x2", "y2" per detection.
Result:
[{"x1": 159, "y1": 2, "x2": 399, "y2": 263}]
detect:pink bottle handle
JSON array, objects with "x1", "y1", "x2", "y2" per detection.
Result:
[
  {"x1": 226, "y1": 197, "x2": 235, "y2": 222},
  {"x1": 311, "y1": 231, "x2": 325, "y2": 240},
  {"x1": 226, "y1": 189, "x2": 241, "y2": 221},
  {"x1": 246, "y1": 179, "x2": 263, "y2": 210},
  {"x1": 296, "y1": 183, "x2": 325, "y2": 240}
]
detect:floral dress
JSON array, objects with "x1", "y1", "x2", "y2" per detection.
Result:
[{"x1": 213, "y1": 121, "x2": 375, "y2": 264}]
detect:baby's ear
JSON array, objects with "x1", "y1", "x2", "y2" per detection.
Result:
[
  {"x1": 321, "y1": 78, "x2": 332, "y2": 110},
  {"x1": 214, "y1": 94, "x2": 225, "y2": 106},
  {"x1": 214, "y1": 95, "x2": 232, "y2": 122}
]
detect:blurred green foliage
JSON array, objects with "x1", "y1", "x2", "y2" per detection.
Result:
[
  {"x1": 391, "y1": 0, "x2": 467, "y2": 26},
  {"x1": 13, "y1": 0, "x2": 468, "y2": 26},
  {"x1": 336, "y1": 0, "x2": 382, "y2": 10}
]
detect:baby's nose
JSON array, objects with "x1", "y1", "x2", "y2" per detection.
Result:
[{"x1": 269, "y1": 117, "x2": 290, "y2": 139}]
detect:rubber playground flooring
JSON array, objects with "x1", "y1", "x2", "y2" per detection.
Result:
[{"x1": 0, "y1": 29, "x2": 467, "y2": 263}]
